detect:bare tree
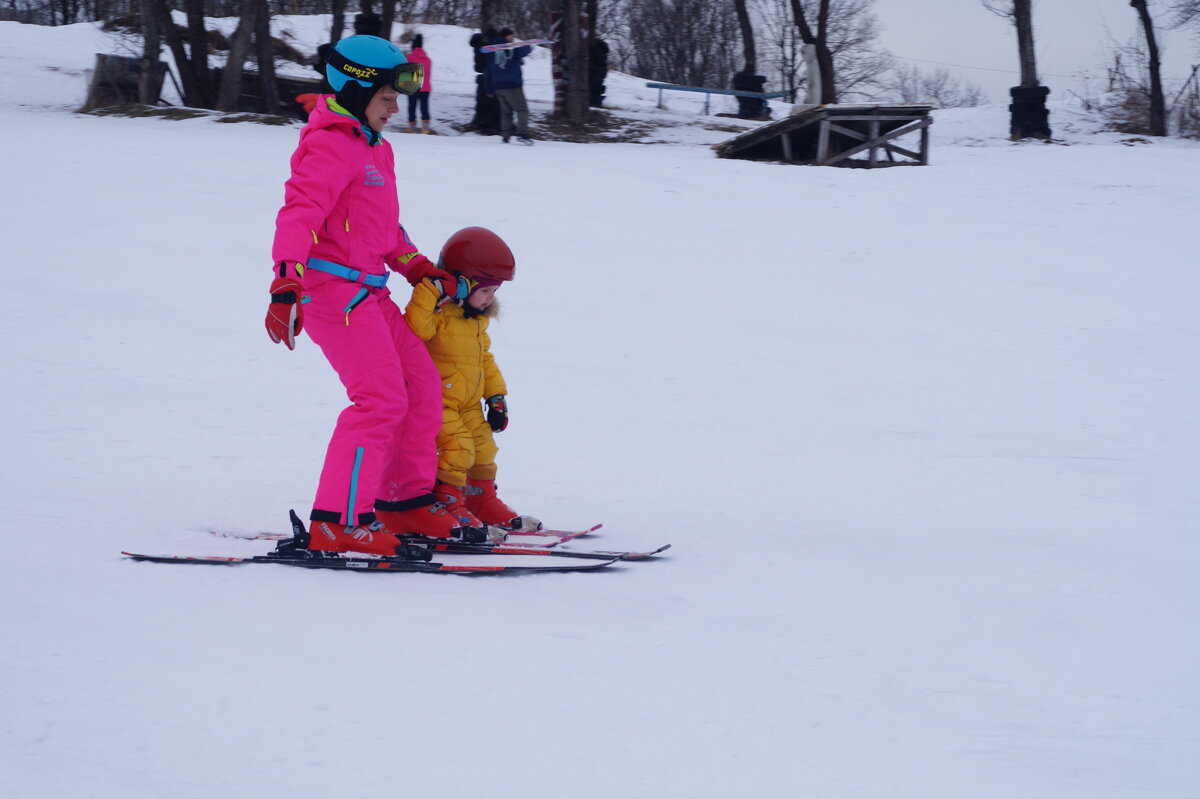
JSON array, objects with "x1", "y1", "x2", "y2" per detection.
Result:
[
  {"x1": 820, "y1": 0, "x2": 890, "y2": 100},
  {"x1": 563, "y1": 0, "x2": 589, "y2": 123},
  {"x1": 184, "y1": 0, "x2": 212, "y2": 106},
  {"x1": 137, "y1": 0, "x2": 160, "y2": 104},
  {"x1": 982, "y1": 0, "x2": 1037, "y2": 86},
  {"x1": 983, "y1": 0, "x2": 1050, "y2": 138},
  {"x1": 253, "y1": 0, "x2": 277, "y2": 114},
  {"x1": 149, "y1": 0, "x2": 205, "y2": 107},
  {"x1": 613, "y1": 0, "x2": 741, "y2": 88},
  {"x1": 481, "y1": 0, "x2": 501, "y2": 32},
  {"x1": 216, "y1": 0, "x2": 255, "y2": 111},
  {"x1": 752, "y1": 0, "x2": 888, "y2": 102},
  {"x1": 755, "y1": 0, "x2": 804, "y2": 99},
  {"x1": 887, "y1": 63, "x2": 986, "y2": 107},
  {"x1": 380, "y1": 0, "x2": 396, "y2": 41},
  {"x1": 1130, "y1": 0, "x2": 1167, "y2": 135},
  {"x1": 734, "y1": 0, "x2": 756, "y2": 74},
  {"x1": 1169, "y1": 0, "x2": 1200, "y2": 28},
  {"x1": 789, "y1": 0, "x2": 836, "y2": 102},
  {"x1": 330, "y1": 0, "x2": 347, "y2": 44}
]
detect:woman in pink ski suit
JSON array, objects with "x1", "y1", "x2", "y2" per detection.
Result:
[{"x1": 264, "y1": 35, "x2": 483, "y2": 556}]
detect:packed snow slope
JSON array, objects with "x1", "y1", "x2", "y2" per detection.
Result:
[{"x1": 3, "y1": 18, "x2": 1199, "y2": 799}]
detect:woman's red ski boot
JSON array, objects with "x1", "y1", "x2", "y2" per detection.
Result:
[{"x1": 376, "y1": 493, "x2": 490, "y2": 543}]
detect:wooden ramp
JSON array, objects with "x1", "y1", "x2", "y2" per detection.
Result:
[{"x1": 713, "y1": 103, "x2": 934, "y2": 167}]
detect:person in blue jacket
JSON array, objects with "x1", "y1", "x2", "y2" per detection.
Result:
[{"x1": 483, "y1": 28, "x2": 533, "y2": 144}]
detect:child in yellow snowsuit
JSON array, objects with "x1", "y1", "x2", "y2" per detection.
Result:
[{"x1": 404, "y1": 226, "x2": 539, "y2": 535}]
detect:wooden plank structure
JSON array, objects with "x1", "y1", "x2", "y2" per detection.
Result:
[
  {"x1": 713, "y1": 103, "x2": 934, "y2": 168},
  {"x1": 83, "y1": 53, "x2": 168, "y2": 110}
]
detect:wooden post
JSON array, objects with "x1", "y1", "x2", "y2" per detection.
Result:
[{"x1": 816, "y1": 117, "x2": 830, "y2": 165}]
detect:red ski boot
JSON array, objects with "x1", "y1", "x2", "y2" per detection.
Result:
[
  {"x1": 270, "y1": 511, "x2": 431, "y2": 561},
  {"x1": 376, "y1": 493, "x2": 489, "y2": 543},
  {"x1": 465, "y1": 478, "x2": 542, "y2": 532},
  {"x1": 305, "y1": 517, "x2": 404, "y2": 556},
  {"x1": 435, "y1": 482, "x2": 504, "y2": 542}
]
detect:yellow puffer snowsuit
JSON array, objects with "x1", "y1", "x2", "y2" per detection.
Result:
[{"x1": 405, "y1": 279, "x2": 507, "y2": 485}]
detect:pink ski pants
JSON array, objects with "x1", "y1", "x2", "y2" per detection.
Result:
[{"x1": 302, "y1": 270, "x2": 442, "y2": 524}]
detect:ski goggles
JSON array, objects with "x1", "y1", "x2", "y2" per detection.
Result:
[{"x1": 328, "y1": 51, "x2": 425, "y2": 95}]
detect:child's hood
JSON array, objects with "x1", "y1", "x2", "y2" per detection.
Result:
[{"x1": 298, "y1": 96, "x2": 366, "y2": 143}]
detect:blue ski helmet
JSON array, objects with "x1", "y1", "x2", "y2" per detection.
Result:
[{"x1": 326, "y1": 35, "x2": 410, "y2": 93}]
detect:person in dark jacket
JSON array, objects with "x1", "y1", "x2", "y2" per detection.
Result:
[
  {"x1": 483, "y1": 28, "x2": 533, "y2": 144},
  {"x1": 588, "y1": 38, "x2": 609, "y2": 107},
  {"x1": 468, "y1": 29, "x2": 500, "y2": 133}
]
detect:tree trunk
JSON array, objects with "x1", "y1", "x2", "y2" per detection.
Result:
[
  {"x1": 155, "y1": 0, "x2": 201, "y2": 107},
  {"x1": 184, "y1": 0, "x2": 212, "y2": 107},
  {"x1": 480, "y1": 0, "x2": 499, "y2": 35},
  {"x1": 1013, "y1": 0, "x2": 1037, "y2": 87},
  {"x1": 733, "y1": 0, "x2": 756, "y2": 74},
  {"x1": 986, "y1": 0, "x2": 1051, "y2": 139},
  {"x1": 563, "y1": 0, "x2": 589, "y2": 125},
  {"x1": 380, "y1": 0, "x2": 395, "y2": 42},
  {"x1": 330, "y1": 0, "x2": 347, "y2": 44},
  {"x1": 790, "y1": 0, "x2": 836, "y2": 103},
  {"x1": 254, "y1": 0, "x2": 279, "y2": 114},
  {"x1": 1131, "y1": 0, "x2": 1167, "y2": 136},
  {"x1": 138, "y1": 0, "x2": 160, "y2": 104},
  {"x1": 216, "y1": 0, "x2": 255, "y2": 111}
]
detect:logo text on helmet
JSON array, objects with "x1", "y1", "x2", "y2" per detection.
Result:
[{"x1": 342, "y1": 64, "x2": 381, "y2": 80}]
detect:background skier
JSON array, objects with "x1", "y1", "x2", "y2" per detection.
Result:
[
  {"x1": 405, "y1": 33, "x2": 433, "y2": 133},
  {"x1": 483, "y1": 28, "x2": 533, "y2": 144}
]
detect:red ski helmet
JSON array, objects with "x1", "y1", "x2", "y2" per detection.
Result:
[{"x1": 439, "y1": 227, "x2": 515, "y2": 283}]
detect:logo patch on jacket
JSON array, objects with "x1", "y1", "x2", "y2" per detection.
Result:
[{"x1": 363, "y1": 165, "x2": 384, "y2": 186}]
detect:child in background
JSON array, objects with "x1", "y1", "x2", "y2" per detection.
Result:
[
  {"x1": 405, "y1": 227, "x2": 541, "y2": 538},
  {"x1": 406, "y1": 34, "x2": 433, "y2": 133}
]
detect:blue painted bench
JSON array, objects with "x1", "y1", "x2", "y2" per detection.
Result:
[{"x1": 645, "y1": 82, "x2": 791, "y2": 115}]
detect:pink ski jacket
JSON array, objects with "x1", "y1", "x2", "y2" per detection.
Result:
[
  {"x1": 272, "y1": 98, "x2": 418, "y2": 277},
  {"x1": 408, "y1": 47, "x2": 432, "y2": 92}
]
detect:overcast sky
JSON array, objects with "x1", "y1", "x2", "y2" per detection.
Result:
[{"x1": 870, "y1": 0, "x2": 1198, "y2": 103}]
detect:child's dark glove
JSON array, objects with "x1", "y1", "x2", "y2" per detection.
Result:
[
  {"x1": 423, "y1": 276, "x2": 470, "y2": 306},
  {"x1": 265, "y1": 272, "x2": 304, "y2": 350},
  {"x1": 485, "y1": 394, "x2": 508, "y2": 432}
]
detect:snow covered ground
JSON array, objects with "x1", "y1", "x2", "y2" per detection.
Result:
[{"x1": 2, "y1": 18, "x2": 1199, "y2": 799}]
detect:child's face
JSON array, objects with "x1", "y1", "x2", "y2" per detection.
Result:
[
  {"x1": 468, "y1": 285, "x2": 498, "y2": 310},
  {"x1": 365, "y1": 87, "x2": 400, "y2": 132}
]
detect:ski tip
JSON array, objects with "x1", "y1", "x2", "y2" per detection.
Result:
[
  {"x1": 122, "y1": 551, "x2": 246, "y2": 564},
  {"x1": 441, "y1": 555, "x2": 620, "y2": 575},
  {"x1": 618, "y1": 543, "x2": 672, "y2": 560}
]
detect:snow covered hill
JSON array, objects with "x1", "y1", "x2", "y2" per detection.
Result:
[{"x1": 2, "y1": 18, "x2": 1199, "y2": 799}]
